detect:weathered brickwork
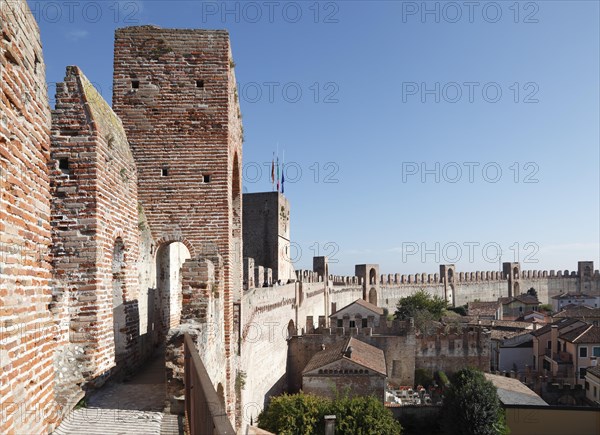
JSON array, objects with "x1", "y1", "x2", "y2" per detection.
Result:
[
  {"x1": 0, "y1": 1, "x2": 56, "y2": 433},
  {"x1": 1, "y1": 4, "x2": 598, "y2": 433},
  {"x1": 50, "y1": 66, "x2": 155, "y2": 405},
  {"x1": 112, "y1": 26, "x2": 244, "y2": 421}
]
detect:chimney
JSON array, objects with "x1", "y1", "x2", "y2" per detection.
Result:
[
  {"x1": 324, "y1": 415, "x2": 336, "y2": 435},
  {"x1": 591, "y1": 357, "x2": 598, "y2": 367},
  {"x1": 551, "y1": 325, "x2": 558, "y2": 358},
  {"x1": 321, "y1": 344, "x2": 326, "y2": 351},
  {"x1": 345, "y1": 346, "x2": 353, "y2": 358}
]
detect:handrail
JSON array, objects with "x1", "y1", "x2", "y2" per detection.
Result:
[{"x1": 184, "y1": 333, "x2": 236, "y2": 435}]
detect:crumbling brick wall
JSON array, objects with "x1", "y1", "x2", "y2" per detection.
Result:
[
  {"x1": 113, "y1": 26, "x2": 244, "y2": 419},
  {"x1": 50, "y1": 66, "x2": 149, "y2": 399},
  {"x1": 0, "y1": 1, "x2": 56, "y2": 432}
]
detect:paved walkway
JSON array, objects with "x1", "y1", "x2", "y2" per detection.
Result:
[{"x1": 53, "y1": 355, "x2": 184, "y2": 435}]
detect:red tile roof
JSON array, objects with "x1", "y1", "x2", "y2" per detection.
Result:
[
  {"x1": 560, "y1": 325, "x2": 600, "y2": 344},
  {"x1": 302, "y1": 337, "x2": 386, "y2": 376},
  {"x1": 330, "y1": 299, "x2": 384, "y2": 317}
]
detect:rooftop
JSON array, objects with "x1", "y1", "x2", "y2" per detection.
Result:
[
  {"x1": 485, "y1": 373, "x2": 548, "y2": 406},
  {"x1": 302, "y1": 337, "x2": 386, "y2": 376},
  {"x1": 330, "y1": 298, "x2": 384, "y2": 317},
  {"x1": 552, "y1": 292, "x2": 598, "y2": 300},
  {"x1": 530, "y1": 318, "x2": 583, "y2": 337},
  {"x1": 560, "y1": 325, "x2": 600, "y2": 344}
]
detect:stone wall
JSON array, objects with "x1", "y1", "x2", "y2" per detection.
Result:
[
  {"x1": 0, "y1": 1, "x2": 56, "y2": 432},
  {"x1": 415, "y1": 329, "x2": 490, "y2": 374},
  {"x1": 50, "y1": 66, "x2": 154, "y2": 402},
  {"x1": 242, "y1": 192, "x2": 294, "y2": 283}
]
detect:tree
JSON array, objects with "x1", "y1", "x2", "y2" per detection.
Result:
[
  {"x1": 526, "y1": 287, "x2": 538, "y2": 299},
  {"x1": 257, "y1": 392, "x2": 402, "y2": 435},
  {"x1": 330, "y1": 395, "x2": 402, "y2": 435},
  {"x1": 394, "y1": 289, "x2": 448, "y2": 333},
  {"x1": 441, "y1": 368, "x2": 509, "y2": 435},
  {"x1": 257, "y1": 392, "x2": 329, "y2": 435}
]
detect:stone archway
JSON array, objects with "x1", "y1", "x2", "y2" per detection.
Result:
[
  {"x1": 369, "y1": 268, "x2": 377, "y2": 285},
  {"x1": 369, "y1": 287, "x2": 378, "y2": 306},
  {"x1": 155, "y1": 241, "x2": 191, "y2": 343},
  {"x1": 112, "y1": 238, "x2": 127, "y2": 366}
]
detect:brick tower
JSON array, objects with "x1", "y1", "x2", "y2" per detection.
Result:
[{"x1": 112, "y1": 26, "x2": 243, "y2": 416}]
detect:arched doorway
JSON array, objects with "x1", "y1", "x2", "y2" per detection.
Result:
[
  {"x1": 112, "y1": 238, "x2": 127, "y2": 366},
  {"x1": 155, "y1": 242, "x2": 191, "y2": 342},
  {"x1": 217, "y1": 382, "x2": 226, "y2": 414},
  {"x1": 287, "y1": 319, "x2": 296, "y2": 339},
  {"x1": 369, "y1": 288, "x2": 378, "y2": 306}
]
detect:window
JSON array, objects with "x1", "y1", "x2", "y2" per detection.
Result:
[
  {"x1": 547, "y1": 340, "x2": 551, "y2": 349},
  {"x1": 337, "y1": 319, "x2": 342, "y2": 328},
  {"x1": 196, "y1": 80, "x2": 204, "y2": 88},
  {"x1": 161, "y1": 168, "x2": 169, "y2": 176},
  {"x1": 593, "y1": 347, "x2": 600, "y2": 357},
  {"x1": 131, "y1": 80, "x2": 140, "y2": 89},
  {"x1": 580, "y1": 347, "x2": 588, "y2": 358},
  {"x1": 595, "y1": 386, "x2": 598, "y2": 399},
  {"x1": 362, "y1": 318, "x2": 368, "y2": 328},
  {"x1": 58, "y1": 158, "x2": 69, "y2": 172},
  {"x1": 203, "y1": 174, "x2": 211, "y2": 183},
  {"x1": 349, "y1": 320, "x2": 356, "y2": 328},
  {"x1": 585, "y1": 381, "x2": 589, "y2": 390},
  {"x1": 579, "y1": 368, "x2": 587, "y2": 379}
]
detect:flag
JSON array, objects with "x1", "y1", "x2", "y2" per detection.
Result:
[
  {"x1": 270, "y1": 153, "x2": 275, "y2": 189},
  {"x1": 281, "y1": 162, "x2": 285, "y2": 194},
  {"x1": 276, "y1": 157, "x2": 280, "y2": 192}
]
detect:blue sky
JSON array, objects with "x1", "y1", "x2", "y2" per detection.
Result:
[{"x1": 31, "y1": 0, "x2": 599, "y2": 275}]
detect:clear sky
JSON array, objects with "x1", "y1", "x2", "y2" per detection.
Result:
[{"x1": 31, "y1": 0, "x2": 600, "y2": 276}]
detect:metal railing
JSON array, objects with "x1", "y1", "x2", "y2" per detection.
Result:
[{"x1": 184, "y1": 333, "x2": 236, "y2": 435}]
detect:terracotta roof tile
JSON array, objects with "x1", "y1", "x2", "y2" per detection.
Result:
[
  {"x1": 330, "y1": 299, "x2": 384, "y2": 317},
  {"x1": 302, "y1": 337, "x2": 386, "y2": 376}
]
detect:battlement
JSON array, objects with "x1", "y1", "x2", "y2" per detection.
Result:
[{"x1": 377, "y1": 268, "x2": 600, "y2": 285}]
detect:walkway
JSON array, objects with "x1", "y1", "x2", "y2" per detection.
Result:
[{"x1": 53, "y1": 355, "x2": 184, "y2": 435}]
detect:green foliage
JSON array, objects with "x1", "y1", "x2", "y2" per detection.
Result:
[
  {"x1": 441, "y1": 368, "x2": 509, "y2": 435},
  {"x1": 540, "y1": 304, "x2": 553, "y2": 313},
  {"x1": 436, "y1": 371, "x2": 449, "y2": 388},
  {"x1": 235, "y1": 370, "x2": 246, "y2": 391},
  {"x1": 257, "y1": 392, "x2": 329, "y2": 435},
  {"x1": 446, "y1": 304, "x2": 467, "y2": 316},
  {"x1": 527, "y1": 287, "x2": 538, "y2": 299},
  {"x1": 394, "y1": 289, "x2": 447, "y2": 321},
  {"x1": 415, "y1": 368, "x2": 434, "y2": 388},
  {"x1": 331, "y1": 395, "x2": 402, "y2": 435},
  {"x1": 257, "y1": 392, "x2": 402, "y2": 435}
]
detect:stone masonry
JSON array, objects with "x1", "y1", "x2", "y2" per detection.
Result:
[
  {"x1": 1, "y1": 3, "x2": 599, "y2": 434},
  {"x1": 0, "y1": 1, "x2": 56, "y2": 432},
  {"x1": 112, "y1": 26, "x2": 244, "y2": 423}
]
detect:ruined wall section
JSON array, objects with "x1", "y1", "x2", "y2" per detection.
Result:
[
  {"x1": 113, "y1": 27, "x2": 243, "y2": 413},
  {"x1": 167, "y1": 255, "x2": 227, "y2": 416},
  {"x1": 50, "y1": 67, "x2": 147, "y2": 395},
  {"x1": 415, "y1": 330, "x2": 490, "y2": 374},
  {"x1": 0, "y1": 1, "x2": 55, "y2": 433}
]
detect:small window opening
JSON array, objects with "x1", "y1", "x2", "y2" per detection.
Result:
[
  {"x1": 161, "y1": 167, "x2": 169, "y2": 177},
  {"x1": 58, "y1": 158, "x2": 69, "y2": 172},
  {"x1": 3, "y1": 31, "x2": 11, "y2": 42},
  {"x1": 196, "y1": 80, "x2": 204, "y2": 88},
  {"x1": 131, "y1": 80, "x2": 140, "y2": 89},
  {"x1": 203, "y1": 174, "x2": 211, "y2": 183},
  {"x1": 34, "y1": 54, "x2": 40, "y2": 74}
]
